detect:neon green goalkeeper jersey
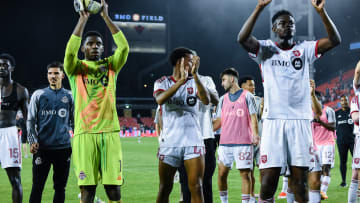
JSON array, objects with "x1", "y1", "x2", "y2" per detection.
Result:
[{"x1": 64, "y1": 31, "x2": 129, "y2": 135}]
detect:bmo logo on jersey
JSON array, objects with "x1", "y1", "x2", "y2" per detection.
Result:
[
  {"x1": 291, "y1": 50, "x2": 304, "y2": 70},
  {"x1": 186, "y1": 96, "x2": 197, "y2": 106}
]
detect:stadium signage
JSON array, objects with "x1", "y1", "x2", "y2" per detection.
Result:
[{"x1": 114, "y1": 13, "x2": 164, "y2": 22}]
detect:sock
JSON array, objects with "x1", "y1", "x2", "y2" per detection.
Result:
[
  {"x1": 286, "y1": 188, "x2": 295, "y2": 203},
  {"x1": 249, "y1": 196, "x2": 256, "y2": 203},
  {"x1": 281, "y1": 176, "x2": 288, "y2": 193},
  {"x1": 320, "y1": 176, "x2": 331, "y2": 193},
  {"x1": 309, "y1": 190, "x2": 321, "y2": 203},
  {"x1": 242, "y1": 194, "x2": 250, "y2": 203},
  {"x1": 349, "y1": 179, "x2": 359, "y2": 203},
  {"x1": 219, "y1": 191, "x2": 228, "y2": 203},
  {"x1": 258, "y1": 197, "x2": 274, "y2": 203}
]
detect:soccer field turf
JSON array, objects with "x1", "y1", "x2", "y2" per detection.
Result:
[{"x1": 0, "y1": 137, "x2": 352, "y2": 202}]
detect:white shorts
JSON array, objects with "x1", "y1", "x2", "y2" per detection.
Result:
[
  {"x1": 157, "y1": 146, "x2": 205, "y2": 167},
  {"x1": 0, "y1": 126, "x2": 21, "y2": 169},
  {"x1": 259, "y1": 119, "x2": 313, "y2": 169},
  {"x1": 317, "y1": 144, "x2": 335, "y2": 168},
  {"x1": 353, "y1": 135, "x2": 360, "y2": 169},
  {"x1": 218, "y1": 145, "x2": 253, "y2": 170},
  {"x1": 310, "y1": 148, "x2": 322, "y2": 172}
]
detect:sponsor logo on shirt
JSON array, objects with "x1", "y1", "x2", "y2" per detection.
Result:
[
  {"x1": 186, "y1": 96, "x2": 197, "y2": 106},
  {"x1": 83, "y1": 75, "x2": 109, "y2": 87},
  {"x1": 58, "y1": 108, "x2": 67, "y2": 118},
  {"x1": 35, "y1": 157, "x2": 42, "y2": 165}
]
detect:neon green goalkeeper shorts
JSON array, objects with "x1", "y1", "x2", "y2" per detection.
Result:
[{"x1": 72, "y1": 132, "x2": 123, "y2": 186}]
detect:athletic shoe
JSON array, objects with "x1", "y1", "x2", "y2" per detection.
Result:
[
  {"x1": 320, "y1": 191, "x2": 328, "y2": 200},
  {"x1": 277, "y1": 192, "x2": 287, "y2": 199},
  {"x1": 340, "y1": 182, "x2": 348, "y2": 187}
]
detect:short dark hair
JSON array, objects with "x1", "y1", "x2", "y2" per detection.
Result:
[
  {"x1": 47, "y1": 61, "x2": 64, "y2": 72},
  {"x1": 239, "y1": 75, "x2": 255, "y2": 87},
  {"x1": 340, "y1": 94, "x2": 348, "y2": 100},
  {"x1": 0, "y1": 53, "x2": 16, "y2": 67},
  {"x1": 83, "y1": 31, "x2": 103, "y2": 43},
  {"x1": 315, "y1": 91, "x2": 322, "y2": 98},
  {"x1": 169, "y1": 47, "x2": 194, "y2": 66},
  {"x1": 220, "y1": 68, "x2": 239, "y2": 79},
  {"x1": 272, "y1": 10, "x2": 294, "y2": 24}
]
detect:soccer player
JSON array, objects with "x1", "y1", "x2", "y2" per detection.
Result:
[
  {"x1": 239, "y1": 75, "x2": 263, "y2": 202},
  {"x1": 154, "y1": 47, "x2": 209, "y2": 203},
  {"x1": 237, "y1": 0, "x2": 341, "y2": 201},
  {"x1": 350, "y1": 60, "x2": 360, "y2": 203},
  {"x1": 349, "y1": 94, "x2": 359, "y2": 203},
  {"x1": 27, "y1": 62, "x2": 73, "y2": 203},
  {"x1": 63, "y1": 0, "x2": 129, "y2": 202},
  {"x1": 313, "y1": 91, "x2": 336, "y2": 200},
  {"x1": 306, "y1": 79, "x2": 324, "y2": 203},
  {"x1": 213, "y1": 68, "x2": 260, "y2": 203},
  {"x1": 336, "y1": 94, "x2": 355, "y2": 187},
  {"x1": 0, "y1": 53, "x2": 29, "y2": 203},
  {"x1": 178, "y1": 73, "x2": 219, "y2": 203}
]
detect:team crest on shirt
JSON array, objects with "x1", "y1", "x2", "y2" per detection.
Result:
[
  {"x1": 61, "y1": 96, "x2": 69, "y2": 103},
  {"x1": 354, "y1": 158, "x2": 360, "y2": 165},
  {"x1": 260, "y1": 155, "x2": 267, "y2": 164},
  {"x1": 186, "y1": 96, "x2": 197, "y2": 106},
  {"x1": 187, "y1": 87, "x2": 194, "y2": 94},
  {"x1": 79, "y1": 171, "x2": 87, "y2": 180}
]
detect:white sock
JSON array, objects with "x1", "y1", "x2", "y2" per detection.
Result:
[
  {"x1": 258, "y1": 197, "x2": 274, "y2": 203},
  {"x1": 219, "y1": 190, "x2": 228, "y2": 203},
  {"x1": 242, "y1": 194, "x2": 250, "y2": 203},
  {"x1": 249, "y1": 196, "x2": 256, "y2": 203},
  {"x1": 348, "y1": 180, "x2": 359, "y2": 203},
  {"x1": 282, "y1": 176, "x2": 288, "y2": 193},
  {"x1": 321, "y1": 176, "x2": 331, "y2": 193},
  {"x1": 286, "y1": 188, "x2": 295, "y2": 203},
  {"x1": 309, "y1": 190, "x2": 321, "y2": 203}
]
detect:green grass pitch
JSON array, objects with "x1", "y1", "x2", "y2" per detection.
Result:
[{"x1": 0, "y1": 137, "x2": 352, "y2": 202}]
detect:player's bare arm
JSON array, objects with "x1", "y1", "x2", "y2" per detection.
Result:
[
  {"x1": 212, "y1": 118, "x2": 221, "y2": 131},
  {"x1": 155, "y1": 58, "x2": 188, "y2": 105},
  {"x1": 191, "y1": 56, "x2": 210, "y2": 105},
  {"x1": 209, "y1": 91, "x2": 219, "y2": 106},
  {"x1": 237, "y1": 0, "x2": 272, "y2": 54},
  {"x1": 314, "y1": 116, "x2": 335, "y2": 131},
  {"x1": 354, "y1": 61, "x2": 360, "y2": 88},
  {"x1": 312, "y1": 0, "x2": 341, "y2": 54},
  {"x1": 73, "y1": 11, "x2": 90, "y2": 37},
  {"x1": 100, "y1": 0, "x2": 120, "y2": 35},
  {"x1": 250, "y1": 113, "x2": 260, "y2": 145},
  {"x1": 310, "y1": 79, "x2": 322, "y2": 116}
]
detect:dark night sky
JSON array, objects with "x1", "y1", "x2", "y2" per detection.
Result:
[{"x1": 1, "y1": 0, "x2": 360, "y2": 98}]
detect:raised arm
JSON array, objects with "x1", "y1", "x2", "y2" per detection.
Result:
[
  {"x1": 354, "y1": 61, "x2": 360, "y2": 89},
  {"x1": 237, "y1": 0, "x2": 272, "y2": 54},
  {"x1": 311, "y1": 0, "x2": 341, "y2": 54},
  {"x1": 155, "y1": 58, "x2": 188, "y2": 105},
  {"x1": 310, "y1": 79, "x2": 322, "y2": 117},
  {"x1": 191, "y1": 56, "x2": 210, "y2": 105},
  {"x1": 100, "y1": 0, "x2": 119, "y2": 35},
  {"x1": 64, "y1": 12, "x2": 89, "y2": 75}
]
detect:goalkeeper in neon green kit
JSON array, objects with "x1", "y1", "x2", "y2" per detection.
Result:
[{"x1": 64, "y1": 0, "x2": 129, "y2": 202}]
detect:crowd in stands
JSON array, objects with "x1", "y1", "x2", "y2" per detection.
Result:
[{"x1": 316, "y1": 68, "x2": 355, "y2": 110}]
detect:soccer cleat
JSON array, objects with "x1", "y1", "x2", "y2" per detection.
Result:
[
  {"x1": 277, "y1": 192, "x2": 287, "y2": 199},
  {"x1": 320, "y1": 191, "x2": 328, "y2": 200}
]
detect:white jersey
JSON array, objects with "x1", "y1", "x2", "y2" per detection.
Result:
[
  {"x1": 198, "y1": 75, "x2": 218, "y2": 140},
  {"x1": 250, "y1": 40, "x2": 321, "y2": 120},
  {"x1": 153, "y1": 76, "x2": 204, "y2": 147}
]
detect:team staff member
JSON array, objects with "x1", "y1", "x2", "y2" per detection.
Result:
[
  {"x1": 335, "y1": 94, "x2": 354, "y2": 187},
  {"x1": 64, "y1": 0, "x2": 129, "y2": 202},
  {"x1": 0, "y1": 53, "x2": 29, "y2": 203},
  {"x1": 27, "y1": 62, "x2": 73, "y2": 203}
]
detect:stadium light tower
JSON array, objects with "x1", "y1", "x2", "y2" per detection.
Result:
[{"x1": 268, "y1": 0, "x2": 316, "y2": 78}]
